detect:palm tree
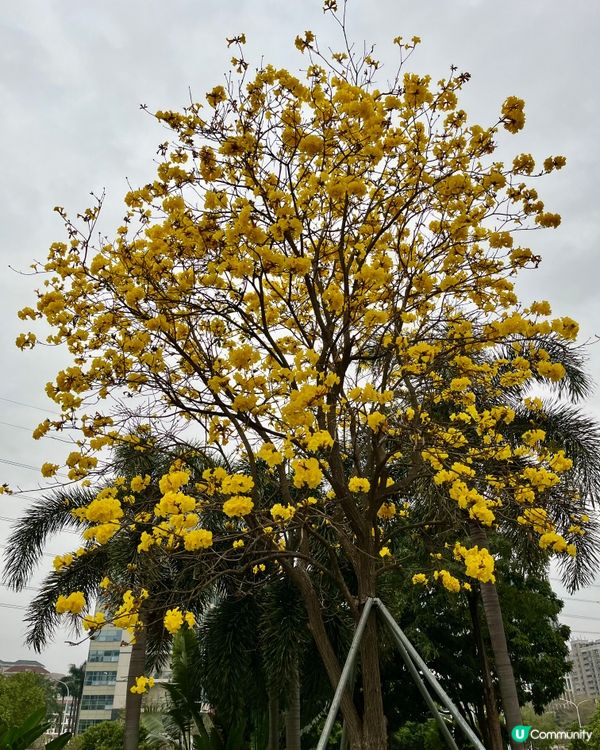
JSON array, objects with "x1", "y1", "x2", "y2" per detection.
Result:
[
  {"x1": 60, "y1": 663, "x2": 85, "y2": 733},
  {"x1": 389, "y1": 335, "x2": 600, "y2": 747},
  {"x1": 2, "y1": 436, "x2": 220, "y2": 750}
]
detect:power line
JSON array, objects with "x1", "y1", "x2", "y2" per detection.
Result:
[
  {"x1": 0, "y1": 396, "x2": 57, "y2": 415},
  {"x1": 0, "y1": 602, "x2": 28, "y2": 611},
  {"x1": 0, "y1": 456, "x2": 69, "y2": 479},
  {"x1": 550, "y1": 578, "x2": 600, "y2": 589},
  {"x1": 0, "y1": 583, "x2": 38, "y2": 593},
  {"x1": 0, "y1": 457, "x2": 44, "y2": 472},
  {"x1": 0, "y1": 419, "x2": 73, "y2": 445},
  {"x1": 560, "y1": 613, "x2": 600, "y2": 622}
]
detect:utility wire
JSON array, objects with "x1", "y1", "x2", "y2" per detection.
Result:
[
  {"x1": 0, "y1": 396, "x2": 57, "y2": 415},
  {"x1": 0, "y1": 457, "x2": 44, "y2": 472},
  {"x1": 0, "y1": 419, "x2": 73, "y2": 445},
  {"x1": 0, "y1": 456, "x2": 69, "y2": 479}
]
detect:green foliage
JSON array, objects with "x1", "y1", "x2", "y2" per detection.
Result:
[
  {"x1": 391, "y1": 720, "x2": 448, "y2": 750},
  {"x1": 377, "y1": 538, "x2": 571, "y2": 737},
  {"x1": 0, "y1": 673, "x2": 58, "y2": 730},
  {"x1": 76, "y1": 721, "x2": 123, "y2": 750},
  {"x1": 75, "y1": 720, "x2": 148, "y2": 750},
  {"x1": 570, "y1": 702, "x2": 600, "y2": 750},
  {"x1": 0, "y1": 707, "x2": 70, "y2": 750}
]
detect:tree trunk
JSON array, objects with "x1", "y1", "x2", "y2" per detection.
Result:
[
  {"x1": 470, "y1": 525, "x2": 523, "y2": 749},
  {"x1": 356, "y1": 553, "x2": 387, "y2": 750},
  {"x1": 468, "y1": 592, "x2": 504, "y2": 750},
  {"x1": 268, "y1": 690, "x2": 280, "y2": 750},
  {"x1": 285, "y1": 658, "x2": 301, "y2": 750},
  {"x1": 124, "y1": 626, "x2": 148, "y2": 750},
  {"x1": 285, "y1": 565, "x2": 363, "y2": 747}
]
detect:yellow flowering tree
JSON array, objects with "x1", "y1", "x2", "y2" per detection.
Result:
[{"x1": 17, "y1": 4, "x2": 589, "y2": 747}]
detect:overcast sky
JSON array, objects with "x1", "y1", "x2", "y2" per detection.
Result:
[{"x1": 1, "y1": 0, "x2": 599, "y2": 675}]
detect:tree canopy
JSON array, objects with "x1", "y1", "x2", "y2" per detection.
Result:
[{"x1": 12, "y1": 3, "x2": 593, "y2": 747}]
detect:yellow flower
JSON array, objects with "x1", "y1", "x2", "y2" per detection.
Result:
[
  {"x1": 257, "y1": 443, "x2": 283, "y2": 467},
  {"x1": 412, "y1": 573, "x2": 428, "y2": 585},
  {"x1": 501, "y1": 96, "x2": 525, "y2": 133},
  {"x1": 164, "y1": 608, "x2": 184, "y2": 635},
  {"x1": 82, "y1": 611, "x2": 106, "y2": 631},
  {"x1": 379, "y1": 546, "x2": 392, "y2": 558},
  {"x1": 377, "y1": 502, "x2": 396, "y2": 520},
  {"x1": 130, "y1": 474, "x2": 151, "y2": 492},
  {"x1": 220, "y1": 474, "x2": 254, "y2": 494},
  {"x1": 206, "y1": 85, "x2": 227, "y2": 107},
  {"x1": 41, "y1": 463, "x2": 59, "y2": 478},
  {"x1": 348, "y1": 477, "x2": 370, "y2": 493},
  {"x1": 56, "y1": 591, "x2": 86, "y2": 615},
  {"x1": 434, "y1": 570, "x2": 461, "y2": 593},
  {"x1": 184, "y1": 611, "x2": 196, "y2": 628},
  {"x1": 53, "y1": 553, "x2": 74, "y2": 571},
  {"x1": 183, "y1": 528, "x2": 213, "y2": 550},
  {"x1": 223, "y1": 495, "x2": 254, "y2": 517},
  {"x1": 291, "y1": 458, "x2": 323, "y2": 489},
  {"x1": 270, "y1": 503, "x2": 296, "y2": 523},
  {"x1": 130, "y1": 676, "x2": 155, "y2": 694},
  {"x1": 366, "y1": 412, "x2": 387, "y2": 432}
]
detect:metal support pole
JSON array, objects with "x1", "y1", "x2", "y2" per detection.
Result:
[
  {"x1": 388, "y1": 625, "x2": 460, "y2": 750},
  {"x1": 316, "y1": 597, "x2": 375, "y2": 750},
  {"x1": 374, "y1": 599, "x2": 485, "y2": 750}
]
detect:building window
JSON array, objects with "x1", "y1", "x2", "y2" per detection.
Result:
[
  {"x1": 88, "y1": 650, "x2": 120, "y2": 663},
  {"x1": 93, "y1": 629, "x2": 122, "y2": 643},
  {"x1": 78, "y1": 719, "x2": 105, "y2": 731},
  {"x1": 84, "y1": 670, "x2": 117, "y2": 686},
  {"x1": 80, "y1": 695, "x2": 113, "y2": 710}
]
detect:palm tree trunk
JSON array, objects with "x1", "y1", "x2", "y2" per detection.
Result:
[
  {"x1": 285, "y1": 658, "x2": 301, "y2": 750},
  {"x1": 470, "y1": 525, "x2": 523, "y2": 749},
  {"x1": 124, "y1": 626, "x2": 148, "y2": 750},
  {"x1": 268, "y1": 690, "x2": 280, "y2": 750},
  {"x1": 468, "y1": 591, "x2": 504, "y2": 750}
]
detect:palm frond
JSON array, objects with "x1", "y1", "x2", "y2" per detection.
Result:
[
  {"x1": 22, "y1": 547, "x2": 110, "y2": 650},
  {"x1": 3, "y1": 487, "x2": 93, "y2": 590}
]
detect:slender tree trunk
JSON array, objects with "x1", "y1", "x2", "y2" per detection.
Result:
[
  {"x1": 470, "y1": 525, "x2": 523, "y2": 750},
  {"x1": 285, "y1": 658, "x2": 301, "y2": 750},
  {"x1": 286, "y1": 565, "x2": 363, "y2": 747},
  {"x1": 356, "y1": 552, "x2": 387, "y2": 750},
  {"x1": 124, "y1": 626, "x2": 148, "y2": 750},
  {"x1": 468, "y1": 593, "x2": 503, "y2": 750},
  {"x1": 268, "y1": 690, "x2": 280, "y2": 750}
]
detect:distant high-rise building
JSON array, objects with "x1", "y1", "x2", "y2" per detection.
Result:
[
  {"x1": 565, "y1": 640, "x2": 600, "y2": 698},
  {"x1": 76, "y1": 626, "x2": 133, "y2": 733}
]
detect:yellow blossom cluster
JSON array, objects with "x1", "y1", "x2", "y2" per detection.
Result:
[
  {"x1": 82, "y1": 611, "x2": 106, "y2": 631},
  {"x1": 270, "y1": 503, "x2": 296, "y2": 523},
  {"x1": 433, "y1": 570, "x2": 461, "y2": 593},
  {"x1": 112, "y1": 589, "x2": 148, "y2": 634},
  {"x1": 348, "y1": 477, "x2": 370, "y2": 493},
  {"x1": 163, "y1": 607, "x2": 196, "y2": 635},
  {"x1": 130, "y1": 676, "x2": 155, "y2": 694},
  {"x1": 55, "y1": 592, "x2": 86, "y2": 615},
  {"x1": 453, "y1": 543, "x2": 496, "y2": 583}
]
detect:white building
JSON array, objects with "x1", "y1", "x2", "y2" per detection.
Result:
[
  {"x1": 77, "y1": 626, "x2": 132, "y2": 732},
  {"x1": 565, "y1": 640, "x2": 600, "y2": 698}
]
